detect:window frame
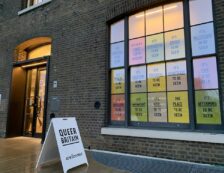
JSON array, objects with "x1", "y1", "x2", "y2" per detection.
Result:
[{"x1": 108, "y1": 0, "x2": 224, "y2": 132}]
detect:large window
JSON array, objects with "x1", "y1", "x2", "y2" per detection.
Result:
[{"x1": 109, "y1": 0, "x2": 223, "y2": 130}]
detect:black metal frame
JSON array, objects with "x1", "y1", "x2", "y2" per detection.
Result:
[{"x1": 108, "y1": 0, "x2": 224, "y2": 133}]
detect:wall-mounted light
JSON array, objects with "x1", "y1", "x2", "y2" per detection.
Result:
[{"x1": 21, "y1": 62, "x2": 47, "y2": 68}]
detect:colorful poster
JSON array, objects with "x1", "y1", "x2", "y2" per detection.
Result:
[
  {"x1": 131, "y1": 93, "x2": 147, "y2": 122},
  {"x1": 147, "y1": 63, "x2": 166, "y2": 92},
  {"x1": 167, "y1": 61, "x2": 188, "y2": 91},
  {"x1": 111, "y1": 69, "x2": 125, "y2": 94},
  {"x1": 191, "y1": 23, "x2": 215, "y2": 56},
  {"x1": 165, "y1": 29, "x2": 185, "y2": 60},
  {"x1": 129, "y1": 38, "x2": 145, "y2": 65},
  {"x1": 148, "y1": 92, "x2": 167, "y2": 122},
  {"x1": 168, "y1": 91, "x2": 189, "y2": 123},
  {"x1": 131, "y1": 66, "x2": 147, "y2": 93},
  {"x1": 110, "y1": 42, "x2": 124, "y2": 68},
  {"x1": 195, "y1": 90, "x2": 221, "y2": 125},
  {"x1": 146, "y1": 34, "x2": 164, "y2": 63},
  {"x1": 193, "y1": 57, "x2": 218, "y2": 90},
  {"x1": 111, "y1": 95, "x2": 125, "y2": 121}
]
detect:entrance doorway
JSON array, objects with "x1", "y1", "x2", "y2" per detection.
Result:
[
  {"x1": 23, "y1": 67, "x2": 46, "y2": 137},
  {"x1": 7, "y1": 37, "x2": 51, "y2": 139}
]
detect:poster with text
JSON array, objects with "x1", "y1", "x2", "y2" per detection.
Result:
[
  {"x1": 111, "y1": 69, "x2": 125, "y2": 94},
  {"x1": 111, "y1": 95, "x2": 125, "y2": 121},
  {"x1": 168, "y1": 91, "x2": 189, "y2": 123},
  {"x1": 195, "y1": 90, "x2": 221, "y2": 125},
  {"x1": 147, "y1": 63, "x2": 166, "y2": 92},
  {"x1": 146, "y1": 34, "x2": 164, "y2": 63},
  {"x1": 191, "y1": 23, "x2": 215, "y2": 56},
  {"x1": 148, "y1": 92, "x2": 167, "y2": 122},
  {"x1": 131, "y1": 93, "x2": 147, "y2": 122},
  {"x1": 111, "y1": 42, "x2": 125, "y2": 68},
  {"x1": 131, "y1": 66, "x2": 147, "y2": 93},
  {"x1": 167, "y1": 61, "x2": 188, "y2": 91},
  {"x1": 165, "y1": 29, "x2": 185, "y2": 60},
  {"x1": 193, "y1": 57, "x2": 218, "y2": 90},
  {"x1": 129, "y1": 38, "x2": 145, "y2": 65}
]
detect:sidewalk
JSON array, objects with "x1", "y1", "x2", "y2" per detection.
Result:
[{"x1": 0, "y1": 137, "x2": 223, "y2": 173}]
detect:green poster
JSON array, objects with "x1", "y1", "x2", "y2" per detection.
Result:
[
  {"x1": 131, "y1": 93, "x2": 147, "y2": 122},
  {"x1": 195, "y1": 90, "x2": 221, "y2": 125}
]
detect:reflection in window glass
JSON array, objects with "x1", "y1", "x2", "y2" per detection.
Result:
[
  {"x1": 168, "y1": 91, "x2": 189, "y2": 123},
  {"x1": 110, "y1": 20, "x2": 124, "y2": 43},
  {"x1": 190, "y1": 0, "x2": 213, "y2": 26},
  {"x1": 146, "y1": 34, "x2": 164, "y2": 63},
  {"x1": 147, "y1": 63, "x2": 166, "y2": 92},
  {"x1": 129, "y1": 12, "x2": 145, "y2": 39},
  {"x1": 148, "y1": 92, "x2": 167, "y2": 122},
  {"x1": 193, "y1": 57, "x2": 218, "y2": 90},
  {"x1": 146, "y1": 6, "x2": 163, "y2": 35},
  {"x1": 129, "y1": 38, "x2": 145, "y2": 65},
  {"x1": 167, "y1": 61, "x2": 187, "y2": 91},
  {"x1": 191, "y1": 23, "x2": 215, "y2": 56},
  {"x1": 110, "y1": 42, "x2": 124, "y2": 68},
  {"x1": 165, "y1": 29, "x2": 185, "y2": 60},
  {"x1": 131, "y1": 93, "x2": 148, "y2": 122},
  {"x1": 195, "y1": 90, "x2": 221, "y2": 125},
  {"x1": 111, "y1": 69, "x2": 125, "y2": 94},
  {"x1": 164, "y1": 2, "x2": 184, "y2": 31},
  {"x1": 131, "y1": 66, "x2": 147, "y2": 93},
  {"x1": 111, "y1": 95, "x2": 125, "y2": 121}
]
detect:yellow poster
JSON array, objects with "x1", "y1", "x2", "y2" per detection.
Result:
[
  {"x1": 111, "y1": 69, "x2": 125, "y2": 94},
  {"x1": 147, "y1": 63, "x2": 166, "y2": 92},
  {"x1": 168, "y1": 91, "x2": 189, "y2": 123}
]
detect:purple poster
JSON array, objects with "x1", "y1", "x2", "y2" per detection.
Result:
[
  {"x1": 193, "y1": 57, "x2": 218, "y2": 90},
  {"x1": 129, "y1": 38, "x2": 145, "y2": 65}
]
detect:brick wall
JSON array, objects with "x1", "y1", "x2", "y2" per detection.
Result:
[{"x1": 0, "y1": 0, "x2": 223, "y2": 164}]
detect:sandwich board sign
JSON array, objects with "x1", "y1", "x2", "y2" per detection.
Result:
[{"x1": 36, "y1": 117, "x2": 88, "y2": 173}]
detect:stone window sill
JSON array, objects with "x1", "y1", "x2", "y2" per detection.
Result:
[
  {"x1": 101, "y1": 127, "x2": 224, "y2": 144},
  {"x1": 18, "y1": 0, "x2": 52, "y2": 15}
]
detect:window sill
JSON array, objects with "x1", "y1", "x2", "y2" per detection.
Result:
[
  {"x1": 18, "y1": 0, "x2": 52, "y2": 15},
  {"x1": 101, "y1": 127, "x2": 224, "y2": 144}
]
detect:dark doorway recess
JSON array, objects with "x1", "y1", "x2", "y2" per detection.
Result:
[{"x1": 7, "y1": 57, "x2": 50, "y2": 139}]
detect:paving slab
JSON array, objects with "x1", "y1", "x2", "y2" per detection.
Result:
[{"x1": 0, "y1": 137, "x2": 224, "y2": 173}]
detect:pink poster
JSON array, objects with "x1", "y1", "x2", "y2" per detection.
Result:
[
  {"x1": 193, "y1": 57, "x2": 218, "y2": 90},
  {"x1": 129, "y1": 38, "x2": 145, "y2": 65}
]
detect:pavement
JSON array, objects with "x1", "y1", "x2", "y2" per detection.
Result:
[{"x1": 0, "y1": 137, "x2": 224, "y2": 173}]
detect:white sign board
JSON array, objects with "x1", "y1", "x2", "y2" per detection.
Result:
[{"x1": 36, "y1": 118, "x2": 88, "y2": 173}]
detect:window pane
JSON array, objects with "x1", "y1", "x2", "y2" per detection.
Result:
[
  {"x1": 146, "y1": 34, "x2": 164, "y2": 63},
  {"x1": 195, "y1": 90, "x2": 221, "y2": 125},
  {"x1": 129, "y1": 12, "x2": 145, "y2": 39},
  {"x1": 111, "y1": 42, "x2": 124, "y2": 68},
  {"x1": 131, "y1": 66, "x2": 147, "y2": 93},
  {"x1": 147, "y1": 63, "x2": 166, "y2": 92},
  {"x1": 164, "y1": 2, "x2": 184, "y2": 31},
  {"x1": 165, "y1": 29, "x2": 185, "y2": 60},
  {"x1": 111, "y1": 69, "x2": 125, "y2": 94},
  {"x1": 168, "y1": 91, "x2": 189, "y2": 123},
  {"x1": 111, "y1": 20, "x2": 124, "y2": 43},
  {"x1": 129, "y1": 38, "x2": 145, "y2": 65},
  {"x1": 193, "y1": 57, "x2": 218, "y2": 90},
  {"x1": 191, "y1": 23, "x2": 215, "y2": 56},
  {"x1": 190, "y1": 0, "x2": 213, "y2": 26},
  {"x1": 148, "y1": 92, "x2": 167, "y2": 122},
  {"x1": 131, "y1": 93, "x2": 148, "y2": 122},
  {"x1": 111, "y1": 95, "x2": 125, "y2": 121},
  {"x1": 146, "y1": 6, "x2": 163, "y2": 35},
  {"x1": 167, "y1": 61, "x2": 187, "y2": 91}
]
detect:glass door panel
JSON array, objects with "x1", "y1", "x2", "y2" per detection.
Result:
[{"x1": 24, "y1": 69, "x2": 37, "y2": 136}]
